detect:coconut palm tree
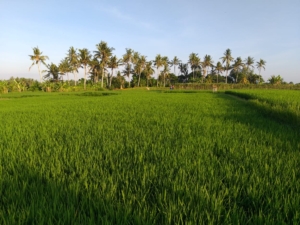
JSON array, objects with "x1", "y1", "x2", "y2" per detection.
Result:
[
  {"x1": 215, "y1": 61, "x2": 224, "y2": 83},
  {"x1": 170, "y1": 56, "x2": 181, "y2": 75},
  {"x1": 78, "y1": 48, "x2": 92, "y2": 90},
  {"x1": 256, "y1": 59, "x2": 266, "y2": 83},
  {"x1": 58, "y1": 58, "x2": 71, "y2": 83},
  {"x1": 220, "y1": 49, "x2": 234, "y2": 83},
  {"x1": 144, "y1": 61, "x2": 155, "y2": 87},
  {"x1": 188, "y1": 53, "x2": 199, "y2": 81},
  {"x1": 161, "y1": 56, "x2": 169, "y2": 87},
  {"x1": 107, "y1": 55, "x2": 122, "y2": 88},
  {"x1": 231, "y1": 57, "x2": 244, "y2": 83},
  {"x1": 138, "y1": 55, "x2": 147, "y2": 87},
  {"x1": 202, "y1": 55, "x2": 214, "y2": 78},
  {"x1": 94, "y1": 41, "x2": 114, "y2": 88},
  {"x1": 122, "y1": 48, "x2": 134, "y2": 83},
  {"x1": 29, "y1": 47, "x2": 49, "y2": 82},
  {"x1": 122, "y1": 64, "x2": 131, "y2": 87},
  {"x1": 43, "y1": 63, "x2": 61, "y2": 82},
  {"x1": 67, "y1": 47, "x2": 80, "y2": 86},
  {"x1": 153, "y1": 54, "x2": 163, "y2": 87},
  {"x1": 244, "y1": 56, "x2": 255, "y2": 72}
]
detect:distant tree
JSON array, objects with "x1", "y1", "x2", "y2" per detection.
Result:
[
  {"x1": 29, "y1": 47, "x2": 49, "y2": 82},
  {"x1": 143, "y1": 61, "x2": 155, "y2": 87},
  {"x1": 67, "y1": 47, "x2": 80, "y2": 86},
  {"x1": 161, "y1": 56, "x2": 169, "y2": 87},
  {"x1": 122, "y1": 48, "x2": 134, "y2": 83},
  {"x1": 43, "y1": 63, "x2": 61, "y2": 82},
  {"x1": 188, "y1": 53, "x2": 199, "y2": 81},
  {"x1": 58, "y1": 58, "x2": 71, "y2": 83},
  {"x1": 78, "y1": 48, "x2": 92, "y2": 90},
  {"x1": 94, "y1": 41, "x2": 114, "y2": 88},
  {"x1": 170, "y1": 56, "x2": 181, "y2": 75},
  {"x1": 268, "y1": 75, "x2": 283, "y2": 85},
  {"x1": 256, "y1": 59, "x2": 266, "y2": 83},
  {"x1": 231, "y1": 57, "x2": 244, "y2": 83},
  {"x1": 202, "y1": 55, "x2": 213, "y2": 81},
  {"x1": 220, "y1": 49, "x2": 234, "y2": 83},
  {"x1": 107, "y1": 55, "x2": 122, "y2": 88},
  {"x1": 215, "y1": 61, "x2": 224, "y2": 83},
  {"x1": 153, "y1": 54, "x2": 163, "y2": 87}
]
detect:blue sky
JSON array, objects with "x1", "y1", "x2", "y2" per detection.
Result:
[{"x1": 0, "y1": 0, "x2": 299, "y2": 83}]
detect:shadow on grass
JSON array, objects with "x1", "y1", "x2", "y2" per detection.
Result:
[{"x1": 0, "y1": 165, "x2": 149, "y2": 225}]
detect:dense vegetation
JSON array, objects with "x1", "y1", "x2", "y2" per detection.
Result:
[{"x1": 1, "y1": 89, "x2": 299, "y2": 224}]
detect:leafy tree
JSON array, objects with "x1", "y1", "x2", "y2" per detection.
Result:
[
  {"x1": 43, "y1": 63, "x2": 61, "y2": 82},
  {"x1": 107, "y1": 55, "x2": 122, "y2": 88},
  {"x1": 170, "y1": 56, "x2": 181, "y2": 75},
  {"x1": 268, "y1": 75, "x2": 283, "y2": 84},
  {"x1": 143, "y1": 61, "x2": 155, "y2": 87},
  {"x1": 153, "y1": 54, "x2": 163, "y2": 87},
  {"x1": 231, "y1": 57, "x2": 244, "y2": 83},
  {"x1": 138, "y1": 55, "x2": 147, "y2": 87},
  {"x1": 244, "y1": 56, "x2": 255, "y2": 72},
  {"x1": 94, "y1": 41, "x2": 114, "y2": 88},
  {"x1": 188, "y1": 53, "x2": 199, "y2": 81},
  {"x1": 67, "y1": 47, "x2": 80, "y2": 86},
  {"x1": 220, "y1": 49, "x2": 234, "y2": 83},
  {"x1": 29, "y1": 47, "x2": 49, "y2": 82},
  {"x1": 122, "y1": 48, "x2": 134, "y2": 83},
  {"x1": 178, "y1": 63, "x2": 189, "y2": 82},
  {"x1": 161, "y1": 56, "x2": 169, "y2": 87},
  {"x1": 78, "y1": 48, "x2": 92, "y2": 90},
  {"x1": 256, "y1": 59, "x2": 266, "y2": 83},
  {"x1": 58, "y1": 58, "x2": 71, "y2": 83},
  {"x1": 215, "y1": 61, "x2": 224, "y2": 83},
  {"x1": 202, "y1": 55, "x2": 213, "y2": 81}
]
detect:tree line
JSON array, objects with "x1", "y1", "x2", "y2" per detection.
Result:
[{"x1": 25, "y1": 41, "x2": 273, "y2": 90}]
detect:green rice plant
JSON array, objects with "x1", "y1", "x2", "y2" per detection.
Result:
[{"x1": 0, "y1": 90, "x2": 299, "y2": 224}]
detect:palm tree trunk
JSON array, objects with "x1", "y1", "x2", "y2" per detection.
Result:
[
  {"x1": 38, "y1": 62, "x2": 42, "y2": 83},
  {"x1": 138, "y1": 72, "x2": 141, "y2": 87},
  {"x1": 110, "y1": 69, "x2": 113, "y2": 88},
  {"x1": 157, "y1": 68, "x2": 159, "y2": 87},
  {"x1": 225, "y1": 69, "x2": 228, "y2": 84},
  {"x1": 163, "y1": 73, "x2": 165, "y2": 87},
  {"x1": 84, "y1": 65, "x2": 87, "y2": 90},
  {"x1": 217, "y1": 73, "x2": 219, "y2": 83},
  {"x1": 101, "y1": 68, "x2": 104, "y2": 88}
]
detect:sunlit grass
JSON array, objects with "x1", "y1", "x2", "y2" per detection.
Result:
[{"x1": 0, "y1": 90, "x2": 299, "y2": 224}]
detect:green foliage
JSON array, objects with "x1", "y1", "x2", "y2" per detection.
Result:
[{"x1": 1, "y1": 90, "x2": 300, "y2": 224}]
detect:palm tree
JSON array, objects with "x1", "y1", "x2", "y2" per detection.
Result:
[
  {"x1": 161, "y1": 56, "x2": 169, "y2": 87},
  {"x1": 107, "y1": 55, "x2": 122, "y2": 88},
  {"x1": 153, "y1": 54, "x2": 163, "y2": 87},
  {"x1": 29, "y1": 47, "x2": 49, "y2": 82},
  {"x1": 138, "y1": 55, "x2": 147, "y2": 87},
  {"x1": 220, "y1": 49, "x2": 234, "y2": 83},
  {"x1": 256, "y1": 59, "x2": 266, "y2": 83},
  {"x1": 244, "y1": 56, "x2": 255, "y2": 72},
  {"x1": 231, "y1": 57, "x2": 244, "y2": 83},
  {"x1": 202, "y1": 55, "x2": 214, "y2": 78},
  {"x1": 170, "y1": 56, "x2": 181, "y2": 75},
  {"x1": 215, "y1": 61, "x2": 224, "y2": 83},
  {"x1": 78, "y1": 48, "x2": 92, "y2": 90},
  {"x1": 122, "y1": 64, "x2": 131, "y2": 87},
  {"x1": 58, "y1": 58, "x2": 71, "y2": 83},
  {"x1": 188, "y1": 53, "x2": 199, "y2": 81},
  {"x1": 94, "y1": 41, "x2": 114, "y2": 88},
  {"x1": 43, "y1": 63, "x2": 61, "y2": 82},
  {"x1": 144, "y1": 61, "x2": 155, "y2": 87},
  {"x1": 67, "y1": 47, "x2": 80, "y2": 86},
  {"x1": 122, "y1": 48, "x2": 134, "y2": 83},
  {"x1": 89, "y1": 58, "x2": 102, "y2": 83}
]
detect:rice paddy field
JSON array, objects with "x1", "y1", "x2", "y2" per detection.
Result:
[{"x1": 0, "y1": 89, "x2": 300, "y2": 224}]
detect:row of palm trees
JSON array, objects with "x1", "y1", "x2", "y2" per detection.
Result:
[{"x1": 29, "y1": 42, "x2": 266, "y2": 89}]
